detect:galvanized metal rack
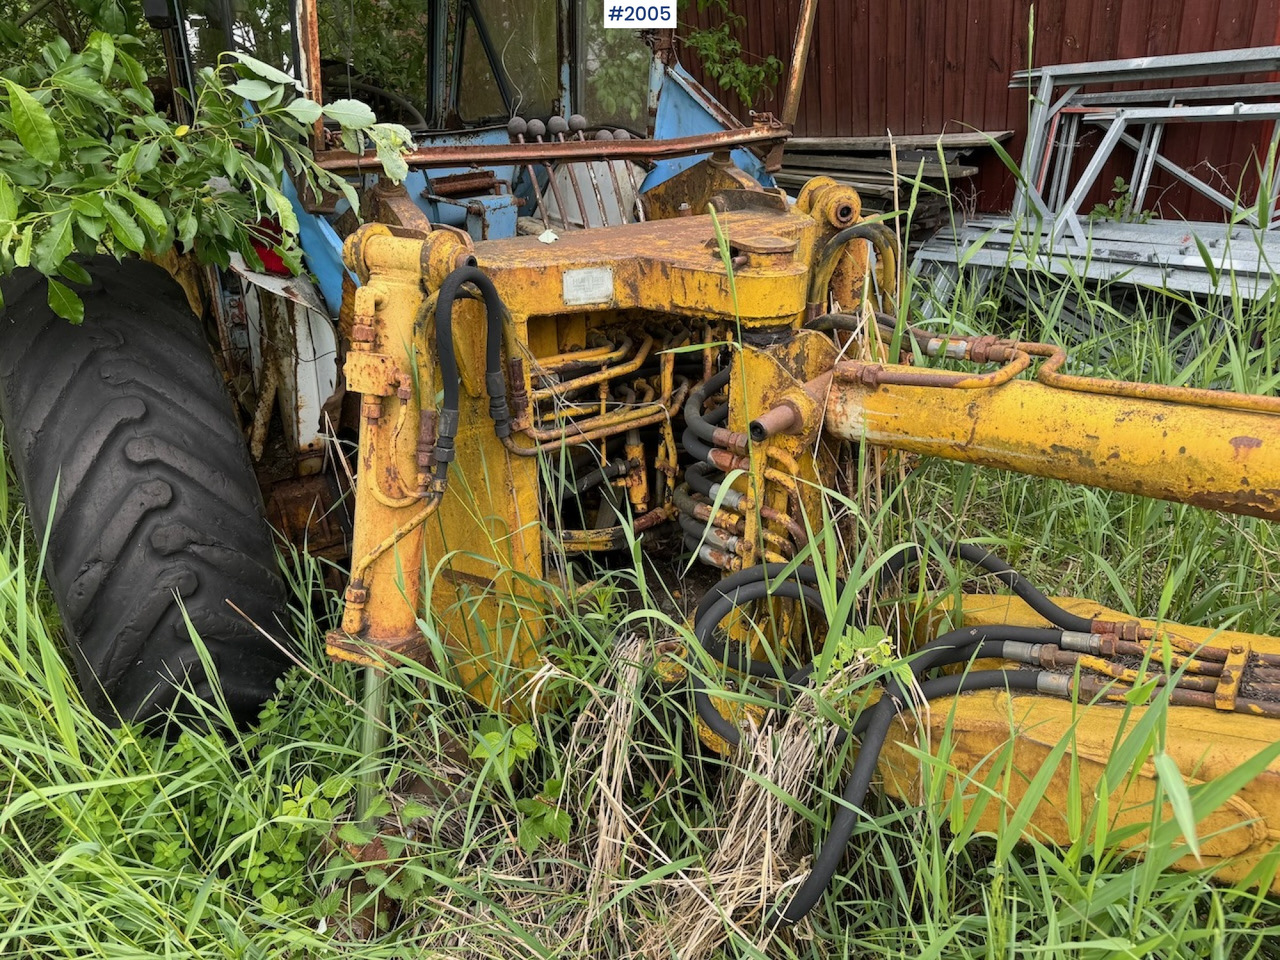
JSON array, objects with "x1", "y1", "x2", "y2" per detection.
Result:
[{"x1": 916, "y1": 46, "x2": 1280, "y2": 305}]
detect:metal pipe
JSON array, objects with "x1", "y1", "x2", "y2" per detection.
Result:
[
  {"x1": 596, "y1": 130, "x2": 632, "y2": 224},
  {"x1": 818, "y1": 365, "x2": 1280, "y2": 521},
  {"x1": 610, "y1": 128, "x2": 647, "y2": 222},
  {"x1": 316, "y1": 124, "x2": 793, "y2": 173},
  {"x1": 765, "y1": 0, "x2": 819, "y2": 173},
  {"x1": 508, "y1": 117, "x2": 551, "y2": 230},
  {"x1": 532, "y1": 334, "x2": 653, "y2": 401}
]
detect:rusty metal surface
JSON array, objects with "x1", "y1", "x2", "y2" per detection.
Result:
[
  {"x1": 315, "y1": 122, "x2": 792, "y2": 173},
  {"x1": 819, "y1": 361, "x2": 1280, "y2": 521},
  {"x1": 265, "y1": 472, "x2": 350, "y2": 562},
  {"x1": 891, "y1": 593, "x2": 1280, "y2": 892}
]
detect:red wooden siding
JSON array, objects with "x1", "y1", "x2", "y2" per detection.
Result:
[{"x1": 680, "y1": 0, "x2": 1280, "y2": 217}]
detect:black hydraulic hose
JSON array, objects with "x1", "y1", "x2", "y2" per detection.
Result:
[
  {"x1": 686, "y1": 550, "x2": 1070, "y2": 923},
  {"x1": 685, "y1": 460, "x2": 719, "y2": 498},
  {"x1": 681, "y1": 425, "x2": 714, "y2": 464},
  {"x1": 878, "y1": 542, "x2": 1094, "y2": 634},
  {"x1": 696, "y1": 580, "x2": 829, "y2": 679},
  {"x1": 434, "y1": 266, "x2": 514, "y2": 449},
  {"x1": 694, "y1": 561, "x2": 832, "y2": 625},
  {"x1": 806, "y1": 222, "x2": 899, "y2": 308},
  {"x1": 681, "y1": 405, "x2": 729, "y2": 464},
  {"x1": 778, "y1": 625, "x2": 1060, "y2": 715},
  {"x1": 685, "y1": 368, "x2": 732, "y2": 444},
  {"x1": 771, "y1": 667, "x2": 1042, "y2": 926},
  {"x1": 572, "y1": 459, "x2": 633, "y2": 496}
]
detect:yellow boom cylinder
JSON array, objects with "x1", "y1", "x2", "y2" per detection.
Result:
[{"x1": 817, "y1": 364, "x2": 1280, "y2": 520}]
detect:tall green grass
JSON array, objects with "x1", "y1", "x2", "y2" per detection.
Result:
[{"x1": 6, "y1": 237, "x2": 1280, "y2": 957}]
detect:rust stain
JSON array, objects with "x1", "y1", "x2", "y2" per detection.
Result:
[{"x1": 1231, "y1": 436, "x2": 1263, "y2": 460}]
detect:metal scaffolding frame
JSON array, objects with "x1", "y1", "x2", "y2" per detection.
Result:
[{"x1": 915, "y1": 45, "x2": 1280, "y2": 306}]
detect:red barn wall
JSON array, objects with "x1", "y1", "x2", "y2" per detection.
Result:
[{"x1": 680, "y1": 0, "x2": 1280, "y2": 217}]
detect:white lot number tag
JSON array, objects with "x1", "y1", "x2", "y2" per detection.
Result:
[
  {"x1": 603, "y1": 1, "x2": 675, "y2": 27},
  {"x1": 563, "y1": 267, "x2": 614, "y2": 305}
]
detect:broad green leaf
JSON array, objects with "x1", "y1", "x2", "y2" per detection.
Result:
[
  {"x1": 121, "y1": 189, "x2": 168, "y2": 237},
  {"x1": 400, "y1": 800, "x2": 432, "y2": 821},
  {"x1": 0, "y1": 174, "x2": 16, "y2": 222},
  {"x1": 263, "y1": 185, "x2": 298, "y2": 235},
  {"x1": 234, "y1": 53, "x2": 303, "y2": 91},
  {"x1": 59, "y1": 259, "x2": 91, "y2": 285},
  {"x1": 176, "y1": 210, "x2": 197, "y2": 246},
  {"x1": 76, "y1": 215, "x2": 105, "y2": 240},
  {"x1": 14, "y1": 223, "x2": 32, "y2": 266},
  {"x1": 2, "y1": 79, "x2": 60, "y2": 165},
  {"x1": 284, "y1": 98, "x2": 323, "y2": 124},
  {"x1": 115, "y1": 49, "x2": 148, "y2": 92},
  {"x1": 335, "y1": 821, "x2": 374, "y2": 846},
  {"x1": 88, "y1": 31, "x2": 115, "y2": 79},
  {"x1": 55, "y1": 72, "x2": 118, "y2": 108},
  {"x1": 102, "y1": 199, "x2": 144, "y2": 252},
  {"x1": 0, "y1": 17, "x2": 20, "y2": 46},
  {"x1": 46, "y1": 278, "x2": 84, "y2": 323},
  {"x1": 227, "y1": 79, "x2": 275, "y2": 103},
  {"x1": 40, "y1": 36, "x2": 71, "y2": 70},
  {"x1": 70, "y1": 193, "x2": 104, "y2": 217},
  {"x1": 223, "y1": 145, "x2": 242, "y2": 179},
  {"x1": 33, "y1": 208, "x2": 74, "y2": 274},
  {"x1": 134, "y1": 140, "x2": 160, "y2": 175},
  {"x1": 323, "y1": 98, "x2": 376, "y2": 130},
  {"x1": 95, "y1": 0, "x2": 125, "y2": 33},
  {"x1": 375, "y1": 139, "x2": 409, "y2": 183}
]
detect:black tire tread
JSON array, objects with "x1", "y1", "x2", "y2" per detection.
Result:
[{"x1": 0, "y1": 257, "x2": 290, "y2": 722}]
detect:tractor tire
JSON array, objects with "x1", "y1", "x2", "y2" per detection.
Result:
[{"x1": 0, "y1": 257, "x2": 291, "y2": 724}]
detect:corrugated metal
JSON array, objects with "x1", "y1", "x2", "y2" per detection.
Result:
[{"x1": 680, "y1": 0, "x2": 1280, "y2": 216}]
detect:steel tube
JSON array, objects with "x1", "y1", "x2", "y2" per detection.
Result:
[
  {"x1": 316, "y1": 125, "x2": 792, "y2": 173},
  {"x1": 818, "y1": 366, "x2": 1280, "y2": 521}
]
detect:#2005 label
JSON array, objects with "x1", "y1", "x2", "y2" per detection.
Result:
[{"x1": 604, "y1": 2, "x2": 675, "y2": 27}]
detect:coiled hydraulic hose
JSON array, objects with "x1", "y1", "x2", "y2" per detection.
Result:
[
  {"x1": 685, "y1": 368, "x2": 732, "y2": 445},
  {"x1": 687, "y1": 547, "x2": 1067, "y2": 925},
  {"x1": 770, "y1": 666, "x2": 1041, "y2": 925},
  {"x1": 878, "y1": 542, "x2": 1093, "y2": 634}
]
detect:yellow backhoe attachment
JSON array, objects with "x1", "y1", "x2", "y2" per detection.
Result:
[{"x1": 324, "y1": 166, "x2": 1280, "y2": 920}]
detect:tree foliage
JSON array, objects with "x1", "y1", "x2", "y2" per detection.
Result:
[
  {"x1": 0, "y1": 30, "x2": 409, "y2": 322},
  {"x1": 683, "y1": 0, "x2": 782, "y2": 109}
]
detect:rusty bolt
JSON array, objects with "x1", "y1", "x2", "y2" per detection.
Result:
[
  {"x1": 345, "y1": 586, "x2": 368, "y2": 604},
  {"x1": 352, "y1": 324, "x2": 376, "y2": 343}
]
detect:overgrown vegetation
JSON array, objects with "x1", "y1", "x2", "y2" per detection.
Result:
[
  {"x1": 0, "y1": 30, "x2": 410, "y2": 321},
  {"x1": 6, "y1": 258, "x2": 1280, "y2": 954},
  {"x1": 682, "y1": 0, "x2": 782, "y2": 109}
]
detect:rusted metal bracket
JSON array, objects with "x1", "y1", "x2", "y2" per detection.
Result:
[{"x1": 316, "y1": 123, "x2": 792, "y2": 174}]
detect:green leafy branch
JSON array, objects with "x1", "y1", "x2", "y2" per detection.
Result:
[
  {"x1": 682, "y1": 0, "x2": 781, "y2": 109},
  {"x1": 0, "y1": 31, "x2": 411, "y2": 321}
]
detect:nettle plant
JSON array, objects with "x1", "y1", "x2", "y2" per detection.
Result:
[{"x1": 0, "y1": 31, "x2": 411, "y2": 321}]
